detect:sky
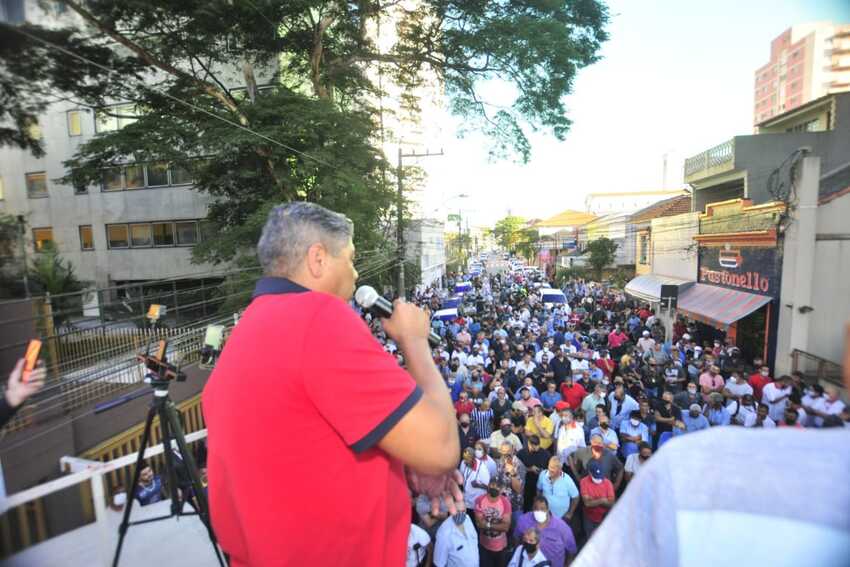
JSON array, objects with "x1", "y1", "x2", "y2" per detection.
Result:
[{"x1": 416, "y1": 0, "x2": 850, "y2": 227}]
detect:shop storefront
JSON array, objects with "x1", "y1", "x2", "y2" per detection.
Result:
[{"x1": 677, "y1": 200, "x2": 785, "y2": 366}]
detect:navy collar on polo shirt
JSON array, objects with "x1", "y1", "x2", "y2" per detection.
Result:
[{"x1": 252, "y1": 276, "x2": 310, "y2": 299}]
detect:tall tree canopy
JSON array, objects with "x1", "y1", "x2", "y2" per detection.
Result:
[{"x1": 0, "y1": 0, "x2": 608, "y2": 268}]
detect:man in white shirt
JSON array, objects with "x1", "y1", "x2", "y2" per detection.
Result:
[
  {"x1": 569, "y1": 356, "x2": 590, "y2": 382},
  {"x1": 433, "y1": 512, "x2": 479, "y2": 567},
  {"x1": 406, "y1": 523, "x2": 431, "y2": 567},
  {"x1": 516, "y1": 353, "x2": 537, "y2": 376},
  {"x1": 637, "y1": 331, "x2": 656, "y2": 353},
  {"x1": 554, "y1": 408, "x2": 587, "y2": 462},
  {"x1": 728, "y1": 394, "x2": 758, "y2": 426},
  {"x1": 722, "y1": 372, "x2": 753, "y2": 403},
  {"x1": 507, "y1": 526, "x2": 548, "y2": 567},
  {"x1": 466, "y1": 346, "x2": 485, "y2": 368},
  {"x1": 761, "y1": 375, "x2": 792, "y2": 422},
  {"x1": 810, "y1": 386, "x2": 847, "y2": 428},
  {"x1": 535, "y1": 342, "x2": 554, "y2": 365},
  {"x1": 624, "y1": 442, "x2": 652, "y2": 483}
]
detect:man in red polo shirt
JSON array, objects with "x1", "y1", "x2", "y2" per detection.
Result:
[
  {"x1": 203, "y1": 203, "x2": 459, "y2": 566},
  {"x1": 560, "y1": 375, "x2": 587, "y2": 411}
]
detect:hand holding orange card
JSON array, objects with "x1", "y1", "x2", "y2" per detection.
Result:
[{"x1": 23, "y1": 339, "x2": 42, "y2": 383}]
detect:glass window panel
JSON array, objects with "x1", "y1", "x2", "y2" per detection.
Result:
[
  {"x1": 152, "y1": 222, "x2": 175, "y2": 246},
  {"x1": 26, "y1": 172, "x2": 48, "y2": 197},
  {"x1": 107, "y1": 225, "x2": 129, "y2": 248},
  {"x1": 125, "y1": 165, "x2": 144, "y2": 189},
  {"x1": 130, "y1": 224, "x2": 152, "y2": 247},
  {"x1": 95, "y1": 110, "x2": 118, "y2": 133},
  {"x1": 102, "y1": 168, "x2": 123, "y2": 191},
  {"x1": 170, "y1": 164, "x2": 193, "y2": 185},
  {"x1": 68, "y1": 111, "x2": 82, "y2": 136},
  {"x1": 79, "y1": 225, "x2": 94, "y2": 250},
  {"x1": 146, "y1": 163, "x2": 169, "y2": 186},
  {"x1": 32, "y1": 228, "x2": 54, "y2": 252},
  {"x1": 175, "y1": 222, "x2": 198, "y2": 245},
  {"x1": 116, "y1": 103, "x2": 138, "y2": 128}
]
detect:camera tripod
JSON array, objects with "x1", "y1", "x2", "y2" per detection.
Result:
[{"x1": 112, "y1": 376, "x2": 225, "y2": 566}]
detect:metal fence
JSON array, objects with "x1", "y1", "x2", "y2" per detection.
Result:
[{"x1": 791, "y1": 349, "x2": 843, "y2": 388}]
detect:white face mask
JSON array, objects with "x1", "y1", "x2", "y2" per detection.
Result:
[
  {"x1": 591, "y1": 476, "x2": 603, "y2": 484},
  {"x1": 474, "y1": 448, "x2": 485, "y2": 459},
  {"x1": 533, "y1": 510, "x2": 548, "y2": 523},
  {"x1": 113, "y1": 492, "x2": 127, "y2": 507},
  {"x1": 629, "y1": 418, "x2": 640, "y2": 427},
  {"x1": 760, "y1": 370, "x2": 769, "y2": 376}
]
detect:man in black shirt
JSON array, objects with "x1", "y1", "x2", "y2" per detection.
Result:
[
  {"x1": 516, "y1": 435, "x2": 551, "y2": 511},
  {"x1": 652, "y1": 390, "x2": 682, "y2": 445},
  {"x1": 551, "y1": 349, "x2": 572, "y2": 387}
]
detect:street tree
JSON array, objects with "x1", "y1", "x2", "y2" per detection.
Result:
[
  {"x1": 585, "y1": 237, "x2": 618, "y2": 280},
  {"x1": 1, "y1": 0, "x2": 608, "y2": 274}
]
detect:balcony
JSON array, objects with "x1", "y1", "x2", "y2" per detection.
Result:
[{"x1": 684, "y1": 138, "x2": 736, "y2": 184}]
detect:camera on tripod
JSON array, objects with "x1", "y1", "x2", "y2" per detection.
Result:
[{"x1": 139, "y1": 340, "x2": 186, "y2": 383}]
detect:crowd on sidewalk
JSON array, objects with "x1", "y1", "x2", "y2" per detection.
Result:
[{"x1": 356, "y1": 259, "x2": 848, "y2": 567}]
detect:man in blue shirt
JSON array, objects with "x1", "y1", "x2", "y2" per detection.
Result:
[
  {"x1": 619, "y1": 410, "x2": 651, "y2": 457},
  {"x1": 537, "y1": 455, "x2": 579, "y2": 521},
  {"x1": 678, "y1": 404, "x2": 710, "y2": 435},
  {"x1": 705, "y1": 393, "x2": 731, "y2": 426},
  {"x1": 135, "y1": 465, "x2": 164, "y2": 506},
  {"x1": 608, "y1": 385, "x2": 640, "y2": 430},
  {"x1": 540, "y1": 381, "x2": 562, "y2": 412},
  {"x1": 433, "y1": 511, "x2": 479, "y2": 567}
]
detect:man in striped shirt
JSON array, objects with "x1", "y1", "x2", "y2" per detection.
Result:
[{"x1": 471, "y1": 399, "x2": 495, "y2": 441}]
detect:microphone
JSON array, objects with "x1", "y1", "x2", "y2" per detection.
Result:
[{"x1": 355, "y1": 286, "x2": 442, "y2": 348}]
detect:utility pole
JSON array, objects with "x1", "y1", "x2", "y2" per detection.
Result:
[{"x1": 396, "y1": 147, "x2": 444, "y2": 299}]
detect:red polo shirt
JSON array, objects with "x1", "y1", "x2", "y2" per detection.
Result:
[
  {"x1": 203, "y1": 278, "x2": 421, "y2": 566},
  {"x1": 560, "y1": 382, "x2": 587, "y2": 410}
]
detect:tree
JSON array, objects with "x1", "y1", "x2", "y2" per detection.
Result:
[
  {"x1": 514, "y1": 228, "x2": 540, "y2": 263},
  {"x1": 492, "y1": 216, "x2": 526, "y2": 252},
  {"x1": 585, "y1": 237, "x2": 618, "y2": 280},
  {"x1": 28, "y1": 242, "x2": 84, "y2": 329},
  {"x1": 1, "y1": 1, "x2": 608, "y2": 268}
]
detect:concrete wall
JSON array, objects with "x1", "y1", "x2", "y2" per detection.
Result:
[{"x1": 650, "y1": 212, "x2": 699, "y2": 280}]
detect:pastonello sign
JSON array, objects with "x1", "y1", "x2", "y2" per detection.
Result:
[{"x1": 697, "y1": 245, "x2": 781, "y2": 298}]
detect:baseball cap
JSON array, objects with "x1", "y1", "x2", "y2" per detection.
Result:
[
  {"x1": 689, "y1": 403, "x2": 702, "y2": 412},
  {"x1": 587, "y1": 460, "x2": 604, "y2": 480},
  {"x1": 511, "y1": 401, "x2": 528, "y2": 413},
  {"x1": 554, "y1": 400, "x2": 570, "y2": 411}
]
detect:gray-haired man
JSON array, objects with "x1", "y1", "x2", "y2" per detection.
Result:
[{"x1": 204, "y1": 202, "x2": 461, "y2": 565}]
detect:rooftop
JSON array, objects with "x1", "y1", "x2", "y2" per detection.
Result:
[
  {"x1": 585, "y1": 190, "x2": 686, "y2": 198},
  {"x1": 534, "y1": 209, "x2": 598, "y2": 228},
  {"x1": 630, "y1": 195, "x2": 693, "y2": 223}
]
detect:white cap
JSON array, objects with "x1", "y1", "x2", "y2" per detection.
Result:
[
  {"x1": 642, "y1": 330, "x2": 650, "y2": 337},
  {"x1": 682, "y1": 333, "x2": 691, "y2": 340}
]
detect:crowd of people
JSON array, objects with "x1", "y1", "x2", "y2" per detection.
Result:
[{"x1": 357, "y1": 258, "x2": 848, "y2": 567}]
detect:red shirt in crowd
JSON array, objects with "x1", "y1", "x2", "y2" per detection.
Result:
[
  {"x1": 203, "y1": 278, "x2": 421, "y2": 566},
  {"x1": 749, "y1": 372, "x2": 772, "y2": 402},
  {"x1": 455, "y1": 399, "x2": 475, "y2": 417},
  {"x1": 580, "y1": 476, "x2": 615, "y2": 524},
  {"x1": 560, "y1": 382, "x2": 587, "y2": 410}
]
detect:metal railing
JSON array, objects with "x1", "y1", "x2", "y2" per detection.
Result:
[
  {"x1": 791, "y1": 349, "x2": 844, "y2": 388},
  {"x1": 684, "y1": 138, "x2": 735, "y2": 179}
]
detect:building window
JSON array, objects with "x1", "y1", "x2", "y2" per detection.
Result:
[
  {"x1": 107, "y1": 224, "x2": 130, "y2": 248},
  {"x1": 95, "y1": 103, "x2": 139, "y2": 133},
  {"x1": 102, "y1": 168, "x2": 123, "y2": 191},
  {"x1": 146, "y1": 162, "x2": 169, "y2": 187},
  {"x1": 170, "y1": 164, "x2": 193, "y2": 185},
  {"x1": 152, "y1": 222, "x2": 175, "y2": 246},
  {"x1": 129, "y1": 223, "x2": 153, "y2": 247},
  {"x1": 32, "y1": 227, "x2": 54, "y2": 252},
  {"x1": 67, "y1": 110, "x2": 83, "y2": 137},
  {"x1": 79, "y1": 225, "x2": 94, "y2": 250},
  {"x1": 26, "y1": 171, "x2": 48, "y2": 198},
  {"x1": 125, "y1": 165, "x2": 144, "y2": 189},
  {"x1": 639, "y1": 234, "x2": 649, "y2": 265},
  {"x1": 175, "y1": 221, "x2": 198, "y2": 245},
  {"x1": 72, "y1": 170, "x2": 88, "y2": 194}
]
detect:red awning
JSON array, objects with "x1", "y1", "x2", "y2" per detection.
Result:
[{"x1": 677, "y1": 283, "x2": 772, "y2": 329}]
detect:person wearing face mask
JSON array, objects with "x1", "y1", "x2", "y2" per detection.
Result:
[
  {"x1": 489, "y1": 417, "x2": 524, "y2": 455},
  {"x1": 507, "y1": 527, "x2": 549, "y2": 567},
  {"x1": 619, "y1": 411, "x2": 650, "y2": 456},
  {"x1": 698, "y1": 365, "x2": 725, "y2": 404},
  {"x1": 589, "y1": 415, "x2": 620, "y2": 451},
  {"x1": 722, "y1": 371, "x2": 753, "y2": 404},
  {"x1": 677, "y1": 403, "x2": 710, "y2": 435},
  {"x1": 517, "y1": 435, "x2": 552, "y2": 510},
  {"x1": 554, "y1": 408, "x2": 587, "y2": 463},
  {"x1": 474, "y1": 478, "x2": 512, "y2": 567},
  {"x1": 433, "y1": 508, "x2": 479, "y2": 567},
  {"x1": 569, "y1": 436, "x2": 623, "y2": 493},
  {"x1": 607, "y1": 384, "x2": 639, "y2": 430},
  {"x1": 579, "y1": 461, "x2": 616, "y2": 539},
  {"x1": 491, "y1": 387, "x2": 513, "y2": 421},
  {"x1": 460, "y1": 446, "x2": 491, "y2": 510},
  {"x1": 728, "y1": 394, "x2": 758, "y2": 427},
  {"x1": 406, "y1": 521, "x2": 431, "y2": 567},
  {"x1": 514, "y1": 497, "x2": 577, "y2": 567},
  {"x1": 674, "y1": 382, "x2": 701, "y2": 411},
  {"x1": 458, "y1": 413, "x2": 478, "y2": 455},
  {"x1": 623, "y1": 442, "x2": 652, "y2": 483},
  {"x1": 748, "y1": 362, "x2": 772, "y2": 402},
  {"x1": 475, "y1": 440, "x2": 499, "y2": 478}
]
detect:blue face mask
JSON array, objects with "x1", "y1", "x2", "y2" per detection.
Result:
[{"x1": 452, "y1": 511, "x2": 466, "y2": 525}]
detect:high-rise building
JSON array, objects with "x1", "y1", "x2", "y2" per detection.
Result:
[{"x1": 754, "y1": 22, "x2": 850, "y2": 126}]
